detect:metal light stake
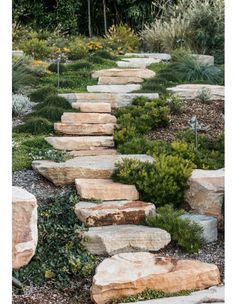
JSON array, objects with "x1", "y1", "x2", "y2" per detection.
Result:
[{"x1": 57, "y1": 57, "x2": 60, "y2": 89}]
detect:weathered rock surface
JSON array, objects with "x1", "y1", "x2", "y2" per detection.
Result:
[
  {"x1": 61, "y1": 113, "x2": 117, "y2": 124},
  {"x1": 116, "y1": 57, "x2": 161, "y2": 68},
  {"x1": 72, "y1": 102, "x2": 111, "y2": 113},
  {"x1": 87, "y1": 84, "x2": 142, "y2": 93},
  {"x1": 92, "y1": 68, "x2": 155, "y2": 79},
  {"x1": 83, "y1": 225, "x2": 170, "y2": 255},
  {"x1": 193, "y1": 54, "x2": 214, "y2": 65},
  {"x1": 32, "y1": 154, "x2": 154, "y2": 186},
  {"x1": 124, "y1": 53, "x2": 171, "y2": 61},
  {"x1": 54, "y1": 123, "x2": 115, "y2": 135},
  {"x1": 46, "y1": 136, "x2": 114, "y2": 151},
  {"x1": 12, "y1": 50, "x2": 24, "y2": 57},
  {"x1": 124, "y1": 286, "x2": 224, "y2": 304},
  {"x1": 69, "y1": 149, "x2": 118, "y2": 157},
  {"x1": 75, "y1": 200, "x2": 155, "y2": 227},
  {"x1": 75, "y1": 178, "x2": 139, "y2": 201},
  {"x1": 180, "y1": 213, "x2": 218, "y2": 243},
  {"x1": 167, "y1": 84, "x2": 224, "y2": 100},
  {"x1": 12, "y1": 186, "x2": 38, "y2": 269},
  {"x1": 91, "y1": 252, "x2": 220, "y2": 304},
  {"x1": 185, "y1": 168, "x2": 224, "y2": 220},
  {"x1": 98, "y1": 76, "x2": 144, "y2": 85}
]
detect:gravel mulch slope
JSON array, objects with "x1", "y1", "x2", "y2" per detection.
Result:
[{"x1": 147, "y1": 99, "x2": 224, "y2": 142}]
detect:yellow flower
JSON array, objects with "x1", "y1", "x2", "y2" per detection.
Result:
[
  {"x1": 63, "y1": 47, "x2": 70, "y2": 53},
  {"x1": 32, "y1": 60, "x2": 42, "y2": 65}
]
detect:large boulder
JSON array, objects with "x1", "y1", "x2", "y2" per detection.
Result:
[
  {"x1": 185, "y1": 169, "x2": 224, "y2": 220},
  {"x1": 83, "y1": 225, "x2": 170, "y2": 255},
  {"x1": 91, "y1": 252, "x2": 220, "y2": 304},
  {"x1": 12, "y1": 186, "x2": 38, "y2": 269}
]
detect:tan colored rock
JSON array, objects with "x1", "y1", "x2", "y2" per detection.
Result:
[
  {"x1": 12, "y1": 187, "x2": 38, "y2": 269},
  {"x1": 124, "y1": 53, "x2": 171, "y2": 61},
  {"x1": 72, "y1": 102, "x2": 111, "y2": 113},
  {"x1": 75, "y1": 179, "x2": 139, "y2": 201},
  {"x1": 54, "y1": 123, "x2": 115, "y2": 135},
  {"x1": 116, "y1": 57, "x2": 161, "y2": 68},
  {"x1": 87, "y1": 84, "x2": 142, "y2": 93},
  {"x1": 92, "y1": 68, "x2": 155, "y2": 79},
  {"x1": 91, "y1": 252, "x2": 220, "y2": 304},
  {"x1": 69, "y1": 149, "x2": 118, "y2": 157},
  {"x1": 32, "y1": 154, "x2": 154, "y2": 186},
  {"x1": 75, "y1": 200, "x2": 155, "y2": 227},
  {"x1": 83, "y1": 225, "x2": 170, "y2": 255},
  {"x1": 46, "y1": 136, "x2": 114, "y2": 151},
  {"x1": 185, "y1": 169, "x2": 224, "y2": 220},
  {"x1": 98, "y1": 76, "x2": 144, "y2": 85},
  {"x1": 61, "y1": 113, "x2": 117, "y2": 124}
]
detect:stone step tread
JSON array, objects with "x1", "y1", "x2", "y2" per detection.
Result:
[
  {"x1": 75, "y1": 200, "x2": 155, "y2": 227},
  {"x1": 72, "y1": 102, "x2": 111, "y2": 113},
  {"x1": 12, "y1": 186, "x2": 37, "y2": 203},
  {"x1": 32, "y1": 154, "x2": 154, "y2": 186},
  {"x1": 91, "y1": 252, "x2": 220, "y2": 304},
  {"x1": 92, "y1": 68, "x2": 155, "y2": 79},
  {"x1": 87, "y1": 84, "x2": 142, "y2": 93},
  {"x1": 61, "y1": 112, "x2": 117, "y2": 124},
  {"x1": 83, "y1": 225, "x2": 171, "y2": 255},
  {"x1": 54, "y1": 123, "x2": 115, "y2": 135},
  {"x1": 69, "y1": 149, "x2": 118, "y2": 157},
  {"x1": 46, "y1": 136, "x2": 114, "y2": 151},
  {"x1": 75, "y1": 178, "x2": 139, "y2": 201},
  {"x1": 98, "y1": 76, "x2": 144, "y2": 85},
  {"x1": 124, "y1": 53, "x2": 171, "y2": 60},
  {"x1": 116, "y1": 57, "x2": 161, "y2": 68}
]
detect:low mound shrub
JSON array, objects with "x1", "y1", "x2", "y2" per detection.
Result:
[
  {"x1": 89, "y1": 55, "x2": 106, "y2": 64},
  {"x1": 29, "y1": 86, "x2": 57, "y2": 103},
  {"x1": 12, "y1": 94, "x2": 31, "y2": 116},
  {"x1": 48, "y1": 62, "x2": 67, "y2": 73},
  {"x1": 67, "y1": 60, "x2": 93, "y2": 71},
  {"x1": 68, "y1": 38, "x2": 89, "y2": 60},
  {"x1": 34, "y1": 95, "x2": 72, "y2": 110},
  {"x1": 24, "y1": 106, "x2": 65, "y2": 123},
  {"x1": 93, "y1": 49, "x2": 117, "y2": 60},
  {"x1": 13, "y1": 117, "x2": 53, "y2": 134}
]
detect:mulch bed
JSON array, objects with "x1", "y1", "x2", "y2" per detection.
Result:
[{"x1": 147, "y1": 99, "x2": 224, "y2": 142}]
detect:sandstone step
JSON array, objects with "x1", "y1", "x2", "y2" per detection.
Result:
[
  {"x1": 98, "y1": 76, "x2": 144, "y2": 85},
  {"x1": 46, "y1": 136, "x2": 114, "y2": 151},
  {"x1": 87, "y1": 84, "x2": 141, "y2": 93},
  {"x1": 92, "y1": 68, "x2": 155, "y2": 79},
  {"x1": 91, "y1": 252, "x2": 220, "y2": 304},
  {"x1": 75, "y1": 200, "x2": 155, "y2": 227},
  {"x1": 61, "y1": 113, "x2": 117, "y2": 124},
  {"x1": 32, "y1": 154, "x2": 154, "y2": 186},
  {"x1": 72, "y1": 102, "x2": 111, "y2": 113},
  {"x1": 126, "y1": 286, "x2": 224, "y2": 304},
  {"x1": 59, "y1": 93, "x2": 159, "y2": 108},
  {"x1": 12, "y1": 186, "x2": 38, "y2": 269},
  {"x1": 167, "y1": 84, "x2": 224, "y2": 100},
  {"x1": 116, "y1": 57, "x2": 161, "y2": 68},
  {"x1": 180, "y1": 213, "x2": 218, "y2": 243},
  {"x1": 75, "y1": 179, "x2": 139, "y2": 201},
  {"x1": 83, "y1": 225, "x2": 171, "y2": 255},
  {"x1": 54, "y1": 123, "x2": 115, "y2": 135},
  {"x1": 69, "y1": 149, "x2": 118, "y2": 157},
  {"x1": 185, "y1": 168, "x2": 224, "y2": 220}
]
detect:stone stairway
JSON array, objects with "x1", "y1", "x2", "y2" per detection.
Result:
[{"x1": 32, "y1": 53, "x2": 222, "y2": 304}]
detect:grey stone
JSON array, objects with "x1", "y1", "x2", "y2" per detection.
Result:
[
  {"x1": 87, "y1": 84, "x2": 142, "y2": 93},
  {"x1": 12, "y1": 50, "x2": 24, "y2": 57},
  {"x1": 124, "y1": 53, "x2": 171, "y2": 61},
  {"x1": 116, "y1": 57, "x2": 161, "y2": 68}
]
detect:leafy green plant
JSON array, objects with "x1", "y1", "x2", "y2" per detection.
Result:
[
  {"x1": 89, "y1": 55, "x2": 106, "y2": 64},
  {"x1": 48, "y1": 62, "x2": 67, "y2": 73},
  {"x1": 30, "y1": 149, "x2": 70, "y2": 163},
  {"x1": 196, "y1": 87, "x2": 212, "y2": 104},
  {"x1": 113, "y1": 155, "x2": 195, "y2": 207},
  {"x1": 12, "y1": 58, "x2": 36, "y2": 93},
  {"x1": 93, "y1": 49, "x2": 117, "y2": 60},
  {"x1": 12, "y1": 94, "x2": 31, "y2": 116},
  {"x1": 13, "y1": 117, "x2": 54, "y2": 134},
  {"x1": 24, "y1": 106, "x2": 65, "y2": 123},
  {"x1": 67, "y1": 60, "x2": 93, "y2": 71},
  {"x1": 29, "y1": 86, "x2": 58, "y2": 103},
  {"x1": 20, "y1": 37, "x2": 50, "y2": 59},
  {"x1": 167, "y1": 95, "x2": 185, "y2": 114},
  {"x1": 68, "y1": 38, "x2": 89, "y2": 60},
  {"x1": 146, "y1": 205, "x2": 203, "y2": 253},
  {"x1": 13, "y1": 188, "x2": 96, "y2": 288},
  {"x1": 34, "y1": 95, "x2": 72, "y2": 110}
]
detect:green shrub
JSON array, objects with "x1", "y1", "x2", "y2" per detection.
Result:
[
  {"x1": 24, "y1": 106, "x2": 64, "y2": 123},
  {"x1": 167, "y1": 95, "x2": 185, "y2": 114},
  {"x1": 67, "y1": 60, "x2": 93, "y2": 71},
  {"x1": 13, "y1": 117, "x2": 53, "y2": 134},
  {"x1": 29, "y1": 86, "x2": 58, "y2": 103},
  {"x1": 12, "y1": 58, "x2": 36, "y2": 93},
  {"x1": 12, "y1": 94, "x2": 31, "y2": 116},
  {"x1": 93, "y1": 49, "x2": 117, "y2": 60},
  {"x1": 146, "y1": 205, "x2": 203, "y2": 253},
  {"x1": 196, "y1": 87, "x2": 212, "y2": 104},
  {"x1": 20, "y1": 38, "x2": 50, "y2": 59},
  {"x1": 34, "y1": 95, "x2": 72, "y2": 110},
  {"x1": 89, "y1": 55, "x2": 106, "y2": 64},
  {"x1": 113, "y1": 155, "x2": 195, "y2": 207},
  {"x1": 58, "y1": 78, "x2": 77, "y2": 88},
  {"x1": 13, "y1": 188, "x2": 96, "y2": 288},
  {"x1": 68, "y1": 38, "x2": 88, "y2": 60},
  {"x1": 48, "y1": 62, "x2": 67, "y2": 73}
]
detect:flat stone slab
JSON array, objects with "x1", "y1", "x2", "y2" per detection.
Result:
[
  {"x1": 69, "y1": 149, "x2": 118, "y2": 157},
  {"x1": 32, "y1": 154, "x2": 154, "y2": 186},
  {"x1": 91, "y1": 252, "x2": 220, "y2": 304},
  {"x1": 92, "y1": 68, "x2": 155, "y2": 79},
  {"x1": 125, "y1": 286, "x2": 224, "y2": 304},
  {"x1": 46, "y1": 136, "x2": 114, "y2": 151},
  {"x1": 12, "y1": 50, "x2": 24, "y2": 57},
  {"x1": 12, "y1": 187, "x2": 38, "y2": 269},
  {"x1": 180, "y1": 213, "x2": 218, "y2": 243},
  {"x1": 83, "y1": 225, "x2": 170, "y2": 255},
  {"x1": 124, "y1": 53, "x2": 171, "y2": 61},
  {"x1": 75, "y1": 178, "x2": 139, "y2": 201},
  {"x1": 54, "y1": 123, "x2": 115, "y2": 135},
  {"x1": 75, "y1": 200, "x2": 155, "y2": 227},
  {"x1": 185, "y1": 168, "x2": 224, "y2": 220},
  {"x1": 98, "y1": 76, "x2": 144, "y2": 85},
  {"x1": 167, "y1": 84, "x2": 224, "y2": 100},
  {"x1": 87, "y1": 84, "x2": 142, "y2": 93},
  {"x1": 61, "y1": 113, "x2": 117, "y2": 124},
  {"x1": 72, "y1": 102, "x2": 111, "y2": 113},
  {"x1": 193, "y1": 54, "x2": 214, "y2": 65},
  {"x1": 116, "y1": 57, "x2": 161, "y2": 68}
]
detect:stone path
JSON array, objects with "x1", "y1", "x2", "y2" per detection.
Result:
[{"x1": 32, "y1": 53, "x2": 223, "y2": 303}]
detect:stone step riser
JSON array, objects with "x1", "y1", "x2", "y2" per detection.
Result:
[
  {"x1": 92, "y1": 68, "x2": 155, "y2": 79},
  {"x1": 61, "y1": 113, "x2": 117, "y2": 124},
  {"x1": 54, "y1": 123, "x2": 115, "y2": 136},
  {"x1": 72, "y1": 102, "x2": 111, "y2": 113},
  {"x1": 69, "y1": 149, "x2": 118, "y2": 157},
  {"x1": 98, "y1": 76, "x2": 144, "y2": 85},
  {"x1": 87, "y1": 84, "x2": 142, "y2": 93}
]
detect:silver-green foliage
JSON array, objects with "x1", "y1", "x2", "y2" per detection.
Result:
[{"x1": 12, "y1": 94, "x2": 31, "y2": 116}]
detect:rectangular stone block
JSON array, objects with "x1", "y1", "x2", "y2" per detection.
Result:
[
  {"x1": 92, "y1": 68, "x2": 155, "y2": 79},
  {"x1": 54, "y1": 123, "x2": 115, "y2": 135},
  {"x1": 87, "y1": 84, "x2": 142, "y2": 93},
  {"x1": 72, "y1": 102, "x2": 111, "y2": 113},
  {"x1": 61, "y1": 113, "x2": 117, "y2": 124},
  {"x1": 98, "y1": 76, "x2": 144, "y2": 85}
]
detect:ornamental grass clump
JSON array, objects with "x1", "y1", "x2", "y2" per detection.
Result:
[
  {"x1": 13, "y1": 117, "x2": 53, "y2": 134},
  {"x1": 29, "y1": 86, "x2": 57, "y2": 103},
  {"x1": 34, "y1": 95, "x2": 72, "y2": 110},
  {"x1": 48, "y1": 62, "x2": 67, "y2": 73},
  {"x1": 24, "y1": 106, "x2": 65, "y2": 123}
]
